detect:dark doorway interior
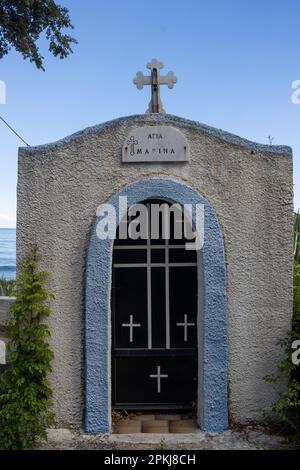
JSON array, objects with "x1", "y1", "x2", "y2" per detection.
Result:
[{"x1": 111, "y1": 199, "x2": 198, "y2": 409}]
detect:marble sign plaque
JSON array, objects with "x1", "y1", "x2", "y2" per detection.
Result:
[{"x1": 122, "y1": 126, "x2": 189, "y2": 162}]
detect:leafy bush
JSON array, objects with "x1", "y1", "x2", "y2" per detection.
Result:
[
  {"x1": 0, "y1": 277, "x2": 16, "y2": 296},
  {"x1": 0, "y1": 246, "x2": 55, "y2": 449},
  {"x1": 265, "y1": 212, "x2": 300, "y2": 435}
]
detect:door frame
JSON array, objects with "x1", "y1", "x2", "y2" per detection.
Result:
[{"x1": 85, "y1": 177, "x2": 228, "y2": 433}]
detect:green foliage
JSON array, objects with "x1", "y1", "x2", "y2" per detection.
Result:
[
  {"x1": 0, "y1": 246, "x2": 55, "y2": 449},
  {"x1": 0, "y1": 0, "x2": 77, "y2": 70},
  {"x1": 159, "y1": 438, "x2": 168, "y2": 450},
  {"x1": 0, "y1": 277, "x2": 16, "y2": 296},
  {"x1": 265, "y1": 212, "x2": 300, "y2": 435}
]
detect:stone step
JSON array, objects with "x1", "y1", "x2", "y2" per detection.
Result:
[
  {"x1": 169, "y1": 419, "x2": 198, "y2": 434},
  {"x1": 131, "y1": 414, "x2": 156, "y2": 421},
  {"x1": 154, "y1": 414, "x2": 181, "y2": 421},
  {"x1": 142, "y1": 420, "x2": 169, "y2": 433},
  {"x1": 114, "y1": 420, "x2": 142, "y2": 434}
]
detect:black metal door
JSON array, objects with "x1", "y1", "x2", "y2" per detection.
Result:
[{"x1": 112, "y1": 200, "x2": 198, "y2": 409}]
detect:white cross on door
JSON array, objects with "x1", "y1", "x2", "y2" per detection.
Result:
[
  {"x1": 176, "y1": 314, "x2": 195, "y2": 342},
  {"x1": 122, "y1": 314, "x2": 141, "y2": 343},
  {"x1": 149, "y1": 365, "x2": 168, "y2": 393}
]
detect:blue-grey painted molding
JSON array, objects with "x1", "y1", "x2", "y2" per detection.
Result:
[
  {"x1": 20, "y1": 114, "x2": 292, "y2": 156},
  {"x1": 85, "y1": 177, "x2": 228, "y2": 433}
]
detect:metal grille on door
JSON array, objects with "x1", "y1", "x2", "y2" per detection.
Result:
[{"x1": 112, "y1": 200, "x2": 198, "y2": 409}]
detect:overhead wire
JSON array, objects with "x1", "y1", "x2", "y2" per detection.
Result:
[{"x1": 0, "y1": 115, "x2": 30, "y2": 147}]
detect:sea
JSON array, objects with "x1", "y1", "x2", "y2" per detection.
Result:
[{"x1": 0, "y1": 228, "x2": 16, "y2": 279}]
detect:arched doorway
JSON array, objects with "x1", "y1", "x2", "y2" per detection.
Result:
[
  {"x1": 111, "y1": 200, "x2": 198, "y2": 410},
  {"x1": 85, "y1": 178, "x2": 227, "y2": 434}
]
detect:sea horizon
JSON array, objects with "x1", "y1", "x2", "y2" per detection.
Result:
[{"x1": 0, "y1": 228, "x2": 16, "y2": 279}]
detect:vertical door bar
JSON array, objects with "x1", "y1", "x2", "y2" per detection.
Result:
[
  {"x1": 165, "y1": 238, "x2": 170, "y2": 349},
  {"x1": 147, "y1": 204, "x2": 152, "y2": 349}
]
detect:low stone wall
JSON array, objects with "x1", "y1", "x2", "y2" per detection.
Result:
[
  {"x1": 0, "y1": 296, "x2": 15, "y2": 342},
  {"x1": 0, "y1": 296, "x2": 14, "y2": 323},
  {"x1": 0, "y1": 297, "x2": 14, "y2": 365}
]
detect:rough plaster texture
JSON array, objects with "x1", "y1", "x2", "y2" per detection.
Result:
[
  {"x1": 85, "y1": 178, "x2": 227, "y2": 433},
  {"x1": 17, "y1": 114, "x2": 294, "y2": 429}
]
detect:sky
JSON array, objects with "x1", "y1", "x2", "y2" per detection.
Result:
[{"x1": 0, "y1": 0, "x2": 300, "y2": 228}]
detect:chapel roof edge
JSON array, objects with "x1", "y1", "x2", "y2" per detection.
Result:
[{"x1": 18, "y1": 113, "x2": 293, "y2": 157}]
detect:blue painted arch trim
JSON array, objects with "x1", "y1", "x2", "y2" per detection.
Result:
[{"x1": 85, "y1": 178, "x2": 228, "y2": 433}]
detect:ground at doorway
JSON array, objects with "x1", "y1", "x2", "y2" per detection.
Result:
[
  {"x1": 113, "y1": 413, "x2": 198, "y2": 434},
  {"x1": 37, "y1": 426, "x2": 292, "y2": 450}
]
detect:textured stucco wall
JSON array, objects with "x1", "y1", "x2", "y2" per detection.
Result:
[{"x1": 17, "y1": 114, "x2": 293, "y2": 428}]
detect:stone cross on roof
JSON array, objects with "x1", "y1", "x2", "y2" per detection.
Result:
[{"x1": 133, "y1": 59, "x2": 177, "y2": 114}]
